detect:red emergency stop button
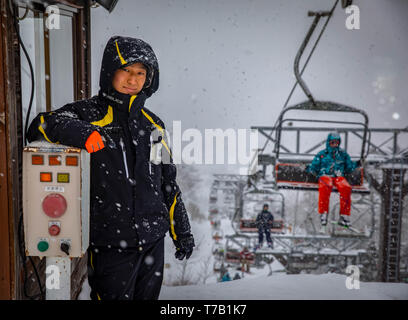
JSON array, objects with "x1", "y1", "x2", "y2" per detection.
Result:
[
  {"x1": 42, "y1": 193, "x2": 67, "y2": 218},
  {"x1": 48, "y1": 224, "x2": 61, "y2": 236}
]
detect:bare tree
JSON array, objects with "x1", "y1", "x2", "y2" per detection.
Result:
[
  {"x1": 186, "y1": 202, "x2": 206, "y2": 222},
  {"x1": 199, "y1": 253, "x2": 213, "y2": 284},
  {"x1": 170, "y1": 235, "x2": 205, "y2": 286},
  {"x1": 173, "y1": 259, "x2": 194, "y2": 286}
]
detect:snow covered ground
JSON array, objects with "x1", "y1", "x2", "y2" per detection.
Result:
[
  {"x1": 159, "y1": 273, "x2": 408, "y2": 300},
  {"x1": 79, "y1": 270, "x2": 408, "y2": 300}
]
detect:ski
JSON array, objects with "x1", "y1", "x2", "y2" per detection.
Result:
[{"x1": 330, "y1": 221, "x2": 363, "y2": 234}]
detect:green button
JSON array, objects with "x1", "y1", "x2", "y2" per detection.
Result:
[{"x1": 37, "y1": 240, "x2": 49, "y2": 252}]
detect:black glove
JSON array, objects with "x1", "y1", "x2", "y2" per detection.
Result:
[
  {"x1": 173, "y1": 236, "x2": 195, "y2": 261},
  {"x1": 356, "y1": 160, "x2": 362, "y2": 167}
]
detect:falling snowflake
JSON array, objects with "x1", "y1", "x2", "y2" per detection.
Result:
[
  {"x1": 392, "y1": 113, "x2": 400, "y2": 120},
  {"x1": 120, "y1": 240, "x2": 128, "y2": 249},
  {"x1": 145, "y1": 255, "x2": 154, "y2": 266}
]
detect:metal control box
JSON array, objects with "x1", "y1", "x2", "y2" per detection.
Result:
[{"x1": 23, "y1": 142, "x2": 90, "y2": 258}]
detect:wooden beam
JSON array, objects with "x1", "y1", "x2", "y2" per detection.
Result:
[
  {"x1": 43, "y1": 12, "x2": 52, "y2": 112},
  {"x1": 72, "y1": 0, "x2": 92, "y2": 100},
  {"x1": 56, "y1": 0, "x2": 85, "y2": 9},
  {"x1": 0, "y1": 0, "x2": 24, "y2": 300},
  {"x1": 0, "y1": 0, "x2": 12, "y2": 301}
]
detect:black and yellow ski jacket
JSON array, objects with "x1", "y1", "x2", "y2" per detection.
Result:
[{"x1": 27, "y1": 36, "x2": 194, "y2": 249}]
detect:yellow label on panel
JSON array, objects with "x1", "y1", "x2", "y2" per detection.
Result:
[{"x1": 57, "y1": 173, "x2": 70, "y2": 183}]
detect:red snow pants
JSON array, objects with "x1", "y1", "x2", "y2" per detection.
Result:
[{"x1": 318, "y1": 176, "x2": 352, "y2": 216}]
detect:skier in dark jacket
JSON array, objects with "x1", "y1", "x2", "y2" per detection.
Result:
[
  {"x1": 306, "y1": 132, "x2": 361, "y2": 228},
  {"x1": 27, "y1": 36, "x2": 195, "y2": 300},
  {"x1": 254, "y1": 204, "x2": 274, "y2": 251}
]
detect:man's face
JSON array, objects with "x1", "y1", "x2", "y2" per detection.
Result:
[
  {"x1": 329, "y1": 139, "x2": 340, "y2": 147},
  {"x1": 112, "y1": 62, "x2": 147, "y2": 95}
]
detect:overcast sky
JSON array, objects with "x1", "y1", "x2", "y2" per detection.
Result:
[{"x1": 90, "y1": 0, "x2": 408, "y2": 174}]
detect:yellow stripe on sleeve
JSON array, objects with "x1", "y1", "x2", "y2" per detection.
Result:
[
  {"x1": 90, "y1": 251, "x2": 94, "y2": 270},
  {"x1": 38, "y1": 115, "x2": 59, "y2": 144},
  {"x1": 91, "y1": 106, "x2": 113, "y2": 127},
  {"x1": 141, "y1": 108, "x2": 162, "y2": 132},
  {"x1": 169, "y1": 192, "x2": 178, "y2": 241}
]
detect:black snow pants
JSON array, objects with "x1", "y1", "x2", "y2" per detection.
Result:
[
  {"x1": 87, "y1": 237, "x2": 164, "y2": 300},
  {"x1": 258, "y1": 226, "x2": 272, "y2": 245}
]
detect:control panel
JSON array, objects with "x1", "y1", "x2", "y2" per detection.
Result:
[{"x1": 23, "y1": 141, "x2": 90, "y2": 258}]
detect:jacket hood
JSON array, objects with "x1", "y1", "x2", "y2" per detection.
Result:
[
  {"x1": 326, "y1": 132, "x2": 341, "y2": 150},
  {"x1": 98, "y1": 36, "x2": 160, "y2": 105}
]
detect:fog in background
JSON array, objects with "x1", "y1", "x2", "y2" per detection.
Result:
[{"x1": 90, "y1": 0, "x2": 408, "y2": 179}]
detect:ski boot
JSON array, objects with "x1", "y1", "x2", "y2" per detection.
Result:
[
  {"x1": 337, "y1": 215, "x2": 351, "y2": 228},
  {"x1": 320, "y1": 213, "x2": 328, "y2": 226},
  {"x1": 319, "y1": 213, "x2": 328, "y2": 234}
]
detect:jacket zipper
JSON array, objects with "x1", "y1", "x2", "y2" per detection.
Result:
[
  {"x1": 149, "y1": 134, "x2": 153, "y2": 175},
  {"x1": 119, "y1": 137, "x2": 130, "y2": 179}
]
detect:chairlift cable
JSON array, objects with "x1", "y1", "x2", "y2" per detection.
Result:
[{"x1": 260, "y1": 0, "x2": 340, "y2": 153}]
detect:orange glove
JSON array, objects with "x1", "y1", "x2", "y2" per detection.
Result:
[{"x1": 85, "y1": 130, "x2": 105, "y2": 153}]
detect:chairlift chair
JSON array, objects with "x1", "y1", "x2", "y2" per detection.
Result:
[
  {"x1": 237, "y1": 188, "x2": 286, "y2": 233},
  {"x1": 224, "y1": 234, "x2": 255, "y2": 264},
  {"x1": 213, "y1": 261, "x2": 222, "y2": 272},
  {"x1": 225, "y1": 249, "x2": 255, "y2": 266},
  {"x1": 209, "y1": 208, "x2": 219, "y2": 215},
  {"x1": 273, "y1": 102, "x2": 371, "y2": 194},
  {"x1": 209, "y1": 193, "x2": 218, "y2": 204},
  {"x1": 212, "y1": 229, "x2": 224, "y2": 241},
  {"x1": 239, "y1": 219, "x2": 284, "y2": 234}
]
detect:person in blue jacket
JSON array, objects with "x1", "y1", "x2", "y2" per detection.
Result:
[
  {"x1": 306, "y1": 132, "x2": 361, "y2": 228},
  {"x1": 221, "y1": 271, "x2": 231, "y2": 282}
]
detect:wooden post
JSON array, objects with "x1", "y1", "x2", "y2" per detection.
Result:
[
  {"x1": 72, "y1": 0, "x2": 91, "y2": 100},
  {"x1": 0, "y1": 0, "x2": 24, "y2": 300}
]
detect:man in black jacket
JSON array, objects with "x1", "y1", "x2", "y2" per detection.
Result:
[
  {"x1": 254, "y1": 204, "x2": 274, "y2": 251},
  {"x1": 27, "y1": 36, "x2": 195, "y2": 300}
]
